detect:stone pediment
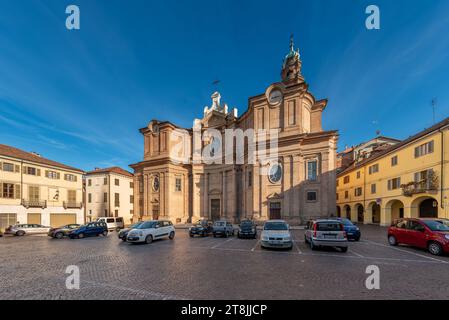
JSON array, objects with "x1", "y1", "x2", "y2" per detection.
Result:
[
  {"x1": 267, "y1": 192, "x2": 283, "y2": 199},
  {"x1": 202, "y1": 110, "x2": 227, "y2": 129},
  {"x1": 209, "y1": 188, "x2": 222, "y2": 195}
]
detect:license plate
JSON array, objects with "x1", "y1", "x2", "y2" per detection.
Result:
[{"x1": 324, "y1": 235, "x2": 336, "y2": 239}]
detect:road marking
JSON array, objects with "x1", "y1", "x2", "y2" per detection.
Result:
[
  {"x1": 211, "y1": 237, "x2": 234, "y2": 249},
  {"x1": 251, "y1": 240, "x2": 260, "y2": 252},
  {"x1": 362, "y1": 239, "x2": 449, "y2": 264},
  {"x1": 349, "y1": 248, "x2": 364, "y2": 258},
  {"x1": 291, "y1": 235, "x2": 303, "y2": 254}
]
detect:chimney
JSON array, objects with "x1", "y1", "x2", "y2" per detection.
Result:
[{"x1": 31, "y1": 152, "x2": 41, "y2": 157}]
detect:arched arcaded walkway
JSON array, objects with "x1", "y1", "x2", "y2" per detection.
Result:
[
  {"x1": 411, "y1": 196, "x2": 439, "y2": 218},
  {"x1": 366, "y1": 201, "x2": 381, "y2": 224},
  {"x1": 384, "y1": 199, "x2": 405, "y2": 225},
  {"x1": 343, "y1": 205, "x2": 351, "y2": 220},
  {"x1": 336, "y1": 206, "x2": 341, "y2": 218},
  {"x1": 355, "y1": 203, "x2": 364, "y2": 223}
]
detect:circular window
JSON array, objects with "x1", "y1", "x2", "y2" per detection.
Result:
[
  {"x1": 268, "y1": 163, "x2": 282, "y2": 184},
  {"x1": 152, "y1": 176, "x2": 160, "y2": 191}
]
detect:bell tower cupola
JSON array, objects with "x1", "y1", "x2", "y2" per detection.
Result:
[{"x1": 281, "y1": 34, "x2": 304, "y2": 83}]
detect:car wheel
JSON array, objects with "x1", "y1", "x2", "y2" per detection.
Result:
[
  {"x1": 355, "y1": 236, "x2": 361, "y2": 242},
  {"x1": 102, "y1": 230, "x2": 108, "y2": 237},
  {"x1": 388, "y1": 235, "x2": 398, "y2": 246},
  {"x1": 340, "y1": 247, "x2": 348, "y2": 253},
  {"x1": 201, "y1": 232, "x2": 206, "y2": 237},
  {"x1": 224, "y1": 232, "x2": 228, "y2": 238},
  {"x1": 213, "y1": 233, "x2": 216, "y2": 238},
  {"x1": 232, "y1": 230, "x2": 235, "y2": 236},
  {"x1": 169, "y1": 231, "x2": 175, "y2": 240},
  {"x1": 145, "y1": 235, "x2": 153, "y2": 244},
  {"x1": 428, "y1": 241, "x2": 443, "y2": 256},
  {"x1": 116, "y1": 227, "x2": 121, "y2": 232},
  {"x1": 16, "y1": 230, "x2": 25, "y2": 236},
  {"x1": 189, "y1": 233, "x2": 194, "y2": 238},
  {"x1": 121, "y1": 237, "x2": 127, "y2": 242},
  {"x1": 55, "y1": 232, "x2": 64, "y2": 239},
  {"x1": 78, "y1": 233, "x2": 84, "y2": 239}
]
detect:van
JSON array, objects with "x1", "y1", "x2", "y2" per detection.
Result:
[{"x1": 96, "y1": 217, "x2": 124, "y2": 231}]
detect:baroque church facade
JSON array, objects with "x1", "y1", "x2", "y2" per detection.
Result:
[{"x1": 130, "y1": 39, "x2": 338, "y2": 224}]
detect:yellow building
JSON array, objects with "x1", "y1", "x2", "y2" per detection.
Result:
[
  {"x1": 0, "y1": 144, "x2": 84, "y2": 229},
  {"x1": 337, "y1": 118, "x2": 449, "y2": 226}
]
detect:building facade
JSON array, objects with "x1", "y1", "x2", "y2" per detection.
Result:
[
  {"x1": 131, "y1": 39, "x2": 338, "y2": 225},
  {"x1": 337, "y1": 118, "x2": 449, "y2": 226},
  {"x1": 0, "y1": 144, "x2": 84, "y2": 230},
  {"x1": 85, "y1": 167, "x2": 134, "y2": 224}
]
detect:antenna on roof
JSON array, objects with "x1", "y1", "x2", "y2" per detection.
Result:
[{"x1": 431, "y1": 98, "x2": 437, "y2": 124}]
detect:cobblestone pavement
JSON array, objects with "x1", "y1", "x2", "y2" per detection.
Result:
[{"x1": 1, "y1": 225, "x2": 448, "y2": 300}]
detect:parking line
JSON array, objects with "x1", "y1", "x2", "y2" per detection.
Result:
[
  {"x1": 349, "y1": 248, "x2": 364, "y2": 258},
  {"x1": 251, "y1": 240, "x2": 260, "y2": 252},
  {"x1": 211, "y1": 237, "x2": 234, "y2": 249},
  {"x1": 291, "y1": 235, "x2": 303, "y2": 254},
  {"x1": 362, "y1": 239, "x2": 449, "y2": 264}
]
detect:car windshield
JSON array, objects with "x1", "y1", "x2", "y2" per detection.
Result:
[
  {"x1": 130, "y1": 222, "x2": 143, "y2": 229},
  {"x1": 264, "y1": 222, "x2": 288, "y2": 230},
  {"x1": 215, "y1": 222, "x2": 225, "y2": 226},
  {"x1": 316, "y1": 222, "x2": 341, "y2": 231},
  {"x1": 423, "y1": 220, "x2": 449, "y2": 232},
  {"x1": 241, "y1": 221, "x2": 253, "y2": 226},
  {"x1": 136, "y1": 221, "x2": 157, "y2": 229},
  {"x1": 339, "y1": 219, "x2": 353, "y2": 226}
]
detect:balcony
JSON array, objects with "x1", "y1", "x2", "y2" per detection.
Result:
[
  {"x1": 402, "y1": 173, "x2": 439, "y2": 197},
  {"x1": 21, "y1": 199, "x2": 47, "y2": 209},
  {"x1": 63, "y1": 201, "x2": 83, "y2": 209}
]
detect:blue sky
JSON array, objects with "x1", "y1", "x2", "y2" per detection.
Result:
[{"x1": 1, "y1": 0, "x2": 449, "y2": 171}]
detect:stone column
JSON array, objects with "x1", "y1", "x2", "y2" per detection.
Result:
[
  {"x1": 292, "y1": 154, "x2": 302, "y2": 222},
  {"x1": 184, "y1": 174, "x2": 189, "y2": 223},
  {"x1": 203, "y1": 173, "x2": 209, "y2": 219},
  {"x1": 143, "y1": 174, "x2": 149, "y2": 218},
  {"x1": 191, "y1": 172, "x2": 202, "y2": 222},
  {"x1": 282, "y1": 156, "x2": 292, "y2": 219},
  {"x1": 253, "y1": 162, "x2": 260, "y2": 220},
  {"x1": 222, "y1": 171, "x2": 227, "y2": 218}
]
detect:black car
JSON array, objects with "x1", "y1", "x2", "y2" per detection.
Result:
[
  {"x1": 48, "y1": 224, "x2": 81, "y2": 239},
  {"x1": 189, "y1": 219, "x2": 213, "y2": 237},
  {"x1": 237, "y1": 220, "x2": 257, "y2": 239},
  {"x1": 118, "y1": 222, "x2": 144, "y2": 241}
]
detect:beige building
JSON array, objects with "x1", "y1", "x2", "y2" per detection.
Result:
[
  {"x1": 0, "y1": 144, "x2": 84, "y2": 229},
  {"x1": 130, "y1": 39, "x2": 338, "y2": 225},
  {"x1": 85, "y1": 167, "x2": 134, "y2": 224}
]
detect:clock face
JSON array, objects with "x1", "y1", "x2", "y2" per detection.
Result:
[
  {"x1": 269, "y1": 89, "x2": 283, "y2": 105},
  {"x1": 268, "y1": 163, "x2": 282, "y2": 184},
  {"x1": 153, "y1": 176, "x2": 160, "y2": 192}
]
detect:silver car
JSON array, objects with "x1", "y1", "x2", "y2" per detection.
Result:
[
  {"x1": 304, "y1": 219, "x2": 348, "y2": 252},
  {"x1": 5, "y1": 224, "x2": 52, "y2": 236},
  {"x1": 261, "y1": 220, "x2": 293, "y2": 250}
]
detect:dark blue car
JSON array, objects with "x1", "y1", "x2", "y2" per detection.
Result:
[
  {"x1": 336, "y1": 218, "x2": 361, "y2": 241},
  {"x1": 68, "y1": 222, "x2": 108, "y2": 239}
]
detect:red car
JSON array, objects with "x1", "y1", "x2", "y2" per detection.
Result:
[{"x1": 388, "y1": 218, "x2": 449, "y2": 256}]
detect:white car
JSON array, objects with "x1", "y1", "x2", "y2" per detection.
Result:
[
  {"x1": 126, "y1": 220, "x2": 175, "y2": 244},
  {"x1": 260, "y1": 220, "x2": 293, "y2": 250},
  {"x1": 6, "y1": 224, "x2": 51, "y2": 236},
  {"x1": 96, "y1": 217, "x2": 124, "y2": 231}
]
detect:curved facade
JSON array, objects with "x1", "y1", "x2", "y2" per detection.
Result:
[{"x1": 130, "y1": 40, "x2": 338, "y2": 225}]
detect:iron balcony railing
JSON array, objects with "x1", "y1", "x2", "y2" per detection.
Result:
[
  {"x1": 63, "y1": 201, "x2": 83, "y2": 209},
  {"x1": 21, "y1": 199, "x2": 47, "y2": 209}
]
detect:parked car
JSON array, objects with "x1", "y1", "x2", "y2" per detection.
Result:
[
  {"x1": 260, "y1": 220, "x2": 293, "y2": 250},
  {"x1": 189, "y1": 219, "x2": 213, "y2": 237},
  {"x1": 118, "y1": 222, "x2": 144, "y2": 241},
  {"x1": 96, "y1": 217, "x2": 125, "y2": 231},
  {"x1": 126, "y1": 220, "x2": 175, "y2": 244},
  {"x1": 335, "y1": 218, "x2": 361, "y2": 241},
  {"x1": 212, "y1": 220, "x2": 234, "y2": 238},
  {"x1": 388, "y1": 218, "x2": 449, "y2": 256},
  {"x1": 0, "y1": 230, "x2": 3, "y2": 237},
  {"x1": 304, "y1": 219, "x2": 348, "y2": 252},
  {"x1": 48, "y1": 224, "x2": 81, "y2": 239},
  {"x1": 237, "y1": 220, "x2": 257, "y2": 239},
  {"x1": 5, "y1": 224, "x2": 52, "y2": 236},
  {"x1": 68, "y1": 222, "x2": 108, "y2": 239}
]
